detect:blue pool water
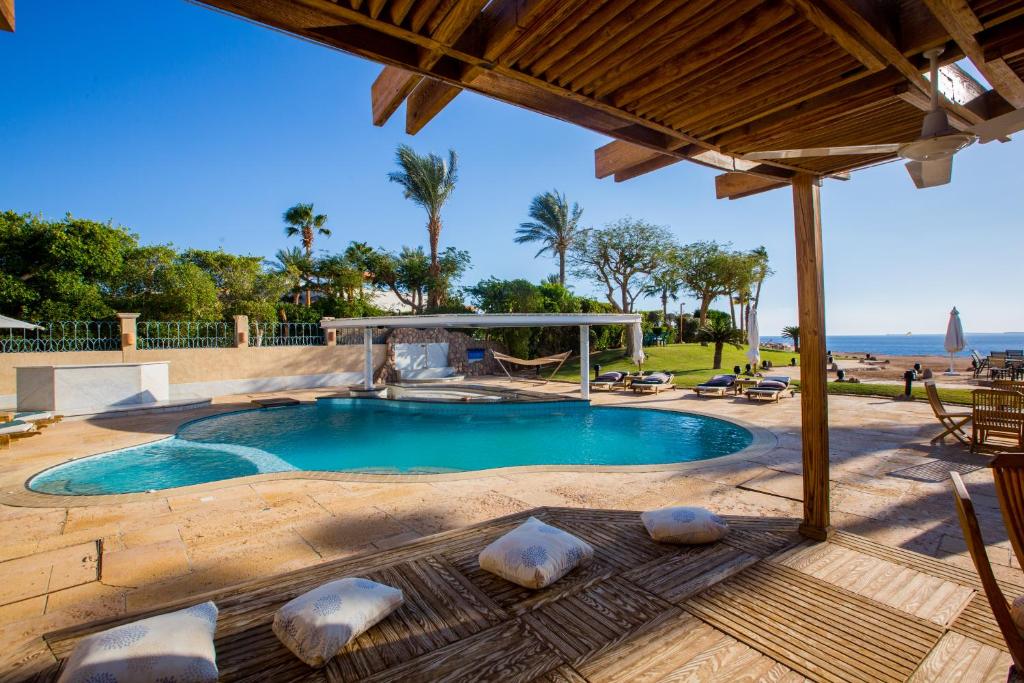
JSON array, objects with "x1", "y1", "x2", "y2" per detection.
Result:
[{"x1": 28, "y1": 399, "x2": 753, "y2": 495}]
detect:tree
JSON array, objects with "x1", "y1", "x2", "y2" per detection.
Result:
[
  {"x1": 514, "y1": 190, "x2": 585, "y2": 285},
  {"x1": 272, "y1": 247, "x2": 311, "y2": 305},
  {"x1": 699, "y1": 316, "x2": 745, "y2": 370},
  {"x1": 151, "y1": 263, "x2": 222, "y2": 320},
  {"x1": 677, "y1": 241, "x2": 735, "y2": 326},
  {"x1": 387, "y1": 144, "x2": 458, "y2": 308},
  {"x1": 368, "y1": 246, "x2": 469, "y2": 314},
  {"x1": 180, "y1": 249, "x2": 289, "y2": 321},
  {"x1": 641, "y1": 247, "x2": 685, "y2": 333},
  {"x1": 782, "y1": 325, "x2": 801, "y2": 352},
  {"x1": 283, "y1": 203, "x2": 331, "y2": 305}
]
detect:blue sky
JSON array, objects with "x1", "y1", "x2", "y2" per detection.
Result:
[{"x1": 2, "y1": 1, "x2": 1022, "y2": 336}]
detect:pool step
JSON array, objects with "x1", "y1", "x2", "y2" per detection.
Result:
[{"x1": 251, "y1": 397, "x2": 300, "y2": 408}]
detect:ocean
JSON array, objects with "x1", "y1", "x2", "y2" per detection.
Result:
[{"x1": 760, "y1": 332, "x2": 1024, "y2": 357}]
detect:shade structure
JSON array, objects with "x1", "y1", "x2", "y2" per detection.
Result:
[
  {"x1": 944, "y1": 307, "x2": 966, "y2": 375},
  {"x1": 746, "y1": 307, "x2": 761, "y2": 368},
  {"x1": 630, "y1": 322, "x2": 646, "y2": 369},
  {"x1": 0, "y1": 314, "x2": 42, "y2": 330}
]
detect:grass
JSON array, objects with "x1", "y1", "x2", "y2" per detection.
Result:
[{"x1": 551, "y1": 342, "x2": 974, "y2": 405}]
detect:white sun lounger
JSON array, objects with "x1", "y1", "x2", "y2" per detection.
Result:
[
  {"x1": 0, "y1": 420, "x2": 39, "y2": 448},
  {"x1": 14, "y1": 410, "x2": 61, "y2": 426}
]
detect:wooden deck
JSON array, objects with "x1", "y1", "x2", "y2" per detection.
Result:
[{"x1": 33, "y1": 507, "x2": 1018, "y2": 682}]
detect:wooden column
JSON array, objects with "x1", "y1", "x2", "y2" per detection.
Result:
[{"x1": 792, "y1": 175, "x2": 832, "y2": 540}]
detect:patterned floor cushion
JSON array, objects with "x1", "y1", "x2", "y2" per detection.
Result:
[
  {"x1": 641, "y1": 506, "x2": 729, "y2": 544},
  {"x1": 478, "y1": 516, "x2": 594, "y2": 589}
]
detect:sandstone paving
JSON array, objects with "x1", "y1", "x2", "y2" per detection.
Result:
[{"x1": 0, "y1": 381, "x2": 1019, "y2": 677}]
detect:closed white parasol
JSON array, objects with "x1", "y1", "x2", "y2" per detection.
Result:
[
  {"x1": 630, "y1": 322, "x2": 646, "y2": 370},
  {"x1": 943, "y1": 307, "x2": 965, "y2": 375},
  {"x1": 746, "y1": 307, "x2": 760, "y2": 369}
]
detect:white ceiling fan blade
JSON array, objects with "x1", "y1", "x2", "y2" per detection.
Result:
[
  {"x1": 969, "y1": 108, "x2": 1024, "y2": 144},
  {"x1": 743, "y1": 144, "x2": 902, "y2": 160},
  {"x1": 905, "y1": 158, "x2": 952, "y2": 189}
]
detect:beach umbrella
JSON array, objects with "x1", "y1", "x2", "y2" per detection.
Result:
[
  {"x1": 630, "y1": 322, "x2": 646, "y2": 370},
  {"x1": 943, "y1": 307, "x2": 966, "y2": 375},
  {"x1": 746, "y1": 307, "x2": 760, "y2": 368},
  {"x1": 0, "y1": 314, "x2": 42, "y2": 330}
]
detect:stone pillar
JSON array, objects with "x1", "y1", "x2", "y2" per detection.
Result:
[
  {"x1": 363, "y1": 327, "x2": 374, "y2": 390},
  {"x1": 322, "y1": 318, "x2": 337, "y2": 346},
  {"x1": 233, "y1": 315, "x2": 249, "y2": 348},
  {"x1": 117, "y1": 313, "x2": 139, "y2": 351},
  {"x1": 579, "y1": 325, "x2": 590, "y2": 400}
]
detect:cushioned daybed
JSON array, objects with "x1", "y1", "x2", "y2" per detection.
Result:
[
  {"x1": 591, "y1": 371, "x2": 626, "y2": 391},
  {"x1": 693, "y1": 374, "x2": 738, "y2": 397},
  {"x1": 744, "y1": 376, "x2": 793, "y2": 402},
  {"x1": 630, "y1": 372, "x2": 676, "y2": 394}
]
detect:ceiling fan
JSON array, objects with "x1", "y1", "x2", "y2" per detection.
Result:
[{"x1": 741, "y1": 49, "x2": 1024, "y2": 188}]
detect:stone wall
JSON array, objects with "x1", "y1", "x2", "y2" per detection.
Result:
[{"x1": 380, "y1": 329, "x2": 506, "y2": 383}]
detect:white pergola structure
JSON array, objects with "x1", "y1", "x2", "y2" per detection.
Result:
[{"x1": 320, "y1": 313, "x2": 642, "y2": 399}]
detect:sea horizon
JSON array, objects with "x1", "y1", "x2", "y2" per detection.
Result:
[{"x1": 760, "y1": 332, "x2": 1024, "y2": 357}]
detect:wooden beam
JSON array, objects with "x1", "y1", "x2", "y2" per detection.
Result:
[
  {"x1": 371, "y1": 66, "x2": 421, "y2": 126},
  {"x1": 792, "y1": 174, "x2": 831, "y2": 541},
  {"x1": 715, "y1": 172, "x2": 789, "y2": 200},
  {"x1": 0, "y1": 0, "x2": 13, "y2": 32},
  {"x1": 595, "y1": 140, "x2": 665, "y2": 179},
  {"x1": 406, "y1": 77, "x2": 462, "y2": 134},
  {"x1": 921, "y1": 0, "x2": 1024, "y2": 108},
  {"x1": 978, "y1": 14, "x2": 1024, "y2": 63},
  {"x1": 614, "y1": 155, "x2": 682, "y2": 182}
]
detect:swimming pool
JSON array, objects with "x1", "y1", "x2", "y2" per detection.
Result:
[{"x1": 28, "y1": 399, "x2": 754, "y2": 495}]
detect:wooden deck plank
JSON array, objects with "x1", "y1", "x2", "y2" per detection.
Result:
[{"x1": 31, "y1": 509, "x2": 998, "y2": 682}]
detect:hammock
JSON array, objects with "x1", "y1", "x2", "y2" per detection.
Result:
[{"x1": 492, "y1": 350, "x2": 571, "y2": 384}]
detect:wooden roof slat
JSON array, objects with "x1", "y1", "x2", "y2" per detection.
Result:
[
  {"x1": 388, "y1": 0, "x2": 416, "y2": 25},
  {"x1": 524, "y1": 0, "x2": 634, "y2": 79},
  {"x1": 0, "y1": 0, "x2": 12, "y2": 32},
  {"x1": 922, "y1": 0, "x2": 1024, "y2": 106},
  {"x1": 978, "y1": 13, "x2": 1024, "y2": 61},
  {"x1": 514, "y1": 0, "x2": 618, "y2": 74},
  {"x1": 367, "y1": 0, "x2": 387, "y2": 20},
  {"x1": 784, "y1": 0, "x2": 888, "y2": 71}
]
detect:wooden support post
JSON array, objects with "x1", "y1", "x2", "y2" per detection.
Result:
[
  {"x1": 363, "y1": 328, "x2": 374, "y2": 390},
  {"x1": 792, "y1": 175, "x2": 832, "y2": 541},
  {"x1": 579, "y1": 325, "x2": 590, "y2": 400}
]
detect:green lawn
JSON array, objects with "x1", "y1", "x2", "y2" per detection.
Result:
[{"x1": 551, "y1": 343, "x2": 973, "y2": 405}]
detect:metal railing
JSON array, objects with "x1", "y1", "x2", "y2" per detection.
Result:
[
  {"x1": 136, "y1": 321, "x2": 234, "y2": 349},
  {"x1": 249, "y1": 322, "x2": 325, "y2": 347},
  {"x1": 0, "y1": 321, "x2": 121, "y2": 353}
]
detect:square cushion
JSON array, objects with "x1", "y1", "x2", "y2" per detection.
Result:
[
  {"x1": 756, "y1": 380, "x2": 788, "y2": 390},
  {"x1": 273, "y1": 578, "x2": 404, "y2": 668},
  {"x1": 595, "y1": 372, "x2": 624, "y2": 382},
  {"x1": 58, "y1": 601, "x2": 219, "y2": 683},
  {"x1": 479, "y1": 516, "x2": 594, "y2": 589},
  {"x1": 702, "y1": 375, "x2": 735, "y2": 387},
  {"x1": 637, "y1": 372, "x2": 670, "y2": 384},
  {"x1": 641, "y1": 506, "x2": 728, "y2": 544}
]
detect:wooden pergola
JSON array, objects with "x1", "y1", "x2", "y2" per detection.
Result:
[{"x1": 6, "y1": 0, "x2": 1023, "y2": 543}]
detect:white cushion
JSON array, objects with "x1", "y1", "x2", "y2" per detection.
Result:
[
  {"x1": 273, "y1": 578, "x2": 404, "y2": 668},
  {"x1": 641, "y1": 506, "x2": 728, "y2": 544},
  {"x1": 58, "y1": 601, "x2": 218, "y2": 683},
  {"x1": 478, "y1": 516, "x2": 594, "y2": 590},
  {"x1": 1012, "y1": 595, "x2": 1024, "y2": 633}
]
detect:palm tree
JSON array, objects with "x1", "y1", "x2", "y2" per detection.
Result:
[
  {"x1": 515, "y1": 190, "x2": 584, "y2": 285},
  {"x1": 283, "y1": 203, "x2": 331, "y2": 306},
  {"x1": 273, "y1": 247, "x2": 312, "y2": 306},
  {"x1": 699, "y1": 316, "x2": 745, "y2": 370},
  {"x1": 782, "y1": 325, "x2": 801, "y2": 352},
  {"x1": 344, "y1": 241, "x2": 376, "y2": 298},
  {"x1": 387, "y1": 144, "x2": 458, "y2": 308}
]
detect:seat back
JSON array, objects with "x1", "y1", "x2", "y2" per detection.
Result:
[
  {"x1": 991, "y1": 454, "x2": 1024, "y2": 571},
  {"x1": 995, "y1": 380, "x2": 1024, "y2": 394},
  {"x1": 992, "y1": 352, "x2": 1008, "y2": 369},
  {"x1": 1009, "y1": 350, "x2": 1024, "y2": 360},
  {"x1": 950, "y1": 471, "x2": 1024, "y2": 670},
  {"x1": 973, "y1": 389, "x2": 1024, "y2": 437},
  {"x1": 924, "y1": 380, "x2": 946, "y2": 418}
]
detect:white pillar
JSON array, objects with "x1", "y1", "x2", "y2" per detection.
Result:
[
  {"x1": 363, "y1": 327, "x2": 374, "y2": 390},
  {"x1": 580, "y1": 325, "x2": 590, "y2": 400}
]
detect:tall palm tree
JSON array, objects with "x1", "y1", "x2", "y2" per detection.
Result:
[
  {"x1": 273, "y1": 247, "x2": 311, "y2": 306},
  {"x1": 282, "y1": 203, "x2": 331, "y2": 306},
  {"x1": 387, "y1": 144, "x2": 458, "y2": 308},
  {"x1": 514, "y1": 190, "x2": 584, "y2": 285},
  {"x1": 699, "y1": 316, "x2": 745, "y2": 370}
]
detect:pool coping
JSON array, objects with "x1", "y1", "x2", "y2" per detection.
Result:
[{"x1": 1, "y1": 400, "x2": 779, "y2": 508}]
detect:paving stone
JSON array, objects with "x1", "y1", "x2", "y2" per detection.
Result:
[{"x1": 101, "y1": 540, "x2": 191, "y2": 587}]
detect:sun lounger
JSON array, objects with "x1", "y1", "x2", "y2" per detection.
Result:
[
  {"x1": 630, "y1": 372, "x2": 675, "y2": 394},
  {"x1": 591, "y1": 371, "x2": 626, "y2": 391},
  {"x1": 0, "y1": 420, "x2": 39, "y2": 448},
  {"x1": 745, "y1": 376, "x2": 793, "y2": 402},
  {"x1": 13, "y1": 410, "x2": 62, "y2": 427},
  {"x1": 693, "y1": 374, "x2": 738, "y2": 397}
]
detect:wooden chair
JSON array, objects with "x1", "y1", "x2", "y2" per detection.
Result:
[
  {"x1": 950, "y1": 471, "x2": 1024, "y2": 673},
  {"x1": 973, "y1": 389, "x2": 1024, "y2": 452},
  {"x1": 974, "y1": 350, "x2": 992, "y2": 378},
  {"x1": 925, "y1": 380, "x2": 971, "y2": 445},
  {"x1": 996, "y1": 380, "x2": 1024, "y2": 394},
  {"x1": 991, "y1": 454, "x2": 1024, "y2": 570}
]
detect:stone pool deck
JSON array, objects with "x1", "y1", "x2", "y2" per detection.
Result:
[{"x1": 0, "y1": 378, "x2": 1016, "y2": 678}]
